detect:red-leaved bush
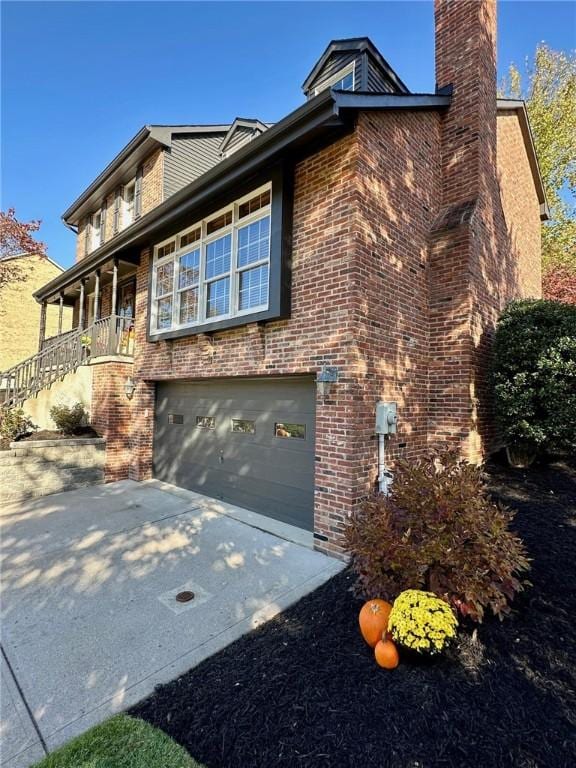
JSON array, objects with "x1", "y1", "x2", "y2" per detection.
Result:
[
  {"x1": 344, "y1": 450, "x2": 530, "y2": 623},
  {"x1": 543, "y1": 265, "x2": 576, "y2": 305}
]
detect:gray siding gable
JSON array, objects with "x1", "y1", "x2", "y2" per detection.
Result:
[
  {"x1": 219, "y1": 118, "x2": 269, "y2": 157},
  {"x1": 366, "y1": 53, "x2": 397, "y2": 92},
  {"x1": 163, "y1": 133, "x2": 225, "y2": 199},
  {"x1": 302, "y1": 37, "x2": 409, "y2": 98},
  {"x1": 222, "y1": 125, "x2": 257, "y2": 156},
  {"x1": 308, "y1": 51, "x2": 362, "y2": 95}
]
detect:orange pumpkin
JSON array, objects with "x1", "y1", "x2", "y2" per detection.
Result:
[
  {"x1": 374, "y1": 639, "x2": 400, "y2": 669},
  {"x1": 359, "y1": 599, "x2": 392, "y2": 648}
]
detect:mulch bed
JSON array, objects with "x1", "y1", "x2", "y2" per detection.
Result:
[{"x1": 131, "y1": 459, "x2": 576, "y2": 768}]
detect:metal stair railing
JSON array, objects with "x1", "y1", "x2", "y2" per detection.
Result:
[{"x1": 0, "y1": 314, "x2": 133, "y2": 408}]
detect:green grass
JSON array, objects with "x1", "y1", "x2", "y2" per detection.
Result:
[{"x1": 32, "y1": 714, "x2": 203, "y2": 768}]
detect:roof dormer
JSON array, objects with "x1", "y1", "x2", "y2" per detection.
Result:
[
  {"x1": 219, "y1": 118, "x2": 269, "y2": 158},
  {"x1": 302, "y1": 37, "x2": 409, "y2": 99}
]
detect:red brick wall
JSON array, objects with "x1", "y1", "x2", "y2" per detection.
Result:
[
  {"x1": 126, "y1": 111, "x2": 442, "y2": 553},
  {"x1": 75, "y1": 218, "x2": 88, "y2": 263},
  {"x1": 352, "y1": 109, "x2": 442, "y2": 482},
  {"x1": 497, "y1": 111, "x2": 542, "y2": 298},
  {"x1": 130, "y1": 133, "x2": 361, "y2": 555},
  {"x1": 428, "y1": 0, "x2": 539, "y2": 460},
  {"x1": 141, "y1": 148, "x2": 164, "y2": 215},
  {"x1": 91, "y1": 360, "x2": 134, "y2": 481},
  {"x1": 74, "y1": 148, "x2": 164, "y2": 263}
]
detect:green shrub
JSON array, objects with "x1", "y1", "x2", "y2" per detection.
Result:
[
  {"x1": 0, "y1": 407, "x2": 36, "y2": 442},
  {"x1": 492, "y1": 299, "x2": 576, "y2": 455},
  {"x1": 50, "y1": 402, "x2": 87, "y2": 435},
  {"x1": 344, "y1": 450, "x2": 530, "y2": 623},
  {"x1": 388, "y1": 589, "x2": 458, "y2": 654}
]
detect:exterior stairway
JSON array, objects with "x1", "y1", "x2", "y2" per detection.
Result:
[{"x1": 0, "y1": 314, "x2": 133, "y2": 409}]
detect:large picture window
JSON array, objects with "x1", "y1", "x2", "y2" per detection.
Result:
[{"x1": 150, "y1": 184, "x2": 272, "y2": 334}]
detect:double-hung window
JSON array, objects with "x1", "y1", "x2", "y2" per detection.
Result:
[
  {"x1": 90, "y1": 211, "x2": 101, "y2": 252},
  {"x1": 177, "y1": 229, "x2": 201, "y2": 324},
  {"x1": 150, "y1": 184, "x2": 272, "y2": 335},
  {"x1": 154, "y1": 242, "x2": 176, "y2": 330},
  {"x1": 123, "y1": 180, "x2": 136, "y2": 229}
]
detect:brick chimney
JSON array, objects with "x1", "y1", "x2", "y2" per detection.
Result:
[
  {"x1": 428, "y1": 0, "x2": 502, "y2": 461},
  {"x1": 435, "y1": 0, "x2": 498, "y2": 207}
]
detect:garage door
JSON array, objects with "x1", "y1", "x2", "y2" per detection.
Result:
[{"x1": 153, "y1": 378, "x2": 316, "y2": 530}]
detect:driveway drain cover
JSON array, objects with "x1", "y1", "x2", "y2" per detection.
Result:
[{"x1": 176, "y1": 591, "x2": 195, "y2": 603}]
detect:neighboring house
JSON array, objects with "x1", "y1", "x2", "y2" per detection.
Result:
[
  {"x1": 23, "y1": 0, "x2": 545, "y2": 556},
  {"x1": 0, "y1": 253, "x2": 72, "y2": 371}
]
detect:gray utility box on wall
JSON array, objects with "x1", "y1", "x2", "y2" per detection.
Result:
[{"x1": 375, "y1": 401, "x2": 398, "y2": 435}]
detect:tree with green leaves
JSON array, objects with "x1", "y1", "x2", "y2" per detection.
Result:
[{"x1": 501, "y1": 45, "x2": 575, "y2": 302}]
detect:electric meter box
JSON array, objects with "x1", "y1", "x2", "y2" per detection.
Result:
[{"x1": 375, "y1": 401, "x2": 398, "y2": 435}]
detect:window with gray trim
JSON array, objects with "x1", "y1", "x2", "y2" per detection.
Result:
[
  {"x1": 314, "y1": 62, "x2": 355, "y2": 95},
  {"x1": 150, "y1": 185, "x2": 271, "y2": 334}
]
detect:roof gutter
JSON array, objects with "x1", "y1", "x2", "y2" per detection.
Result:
[
  {"x1": 334, "y1": 92, "x2": 451, "y2": 110},
  {"x1": 35, "y1": 90, "x2": 340, "y2": 302},
  {"x1": 37, "y1": 89, "x2": 455, "y2": 303},
  {"x1": 62, "y1": 126, "x2": 156, "y2": 223}
]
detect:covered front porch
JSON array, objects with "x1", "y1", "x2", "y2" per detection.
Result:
[
  {"x1": 2, "y1": 253, "x2": 140, "y2": 408},
  {"x1": 38, "y1": 254, "x2": 138, "y2": 354}
]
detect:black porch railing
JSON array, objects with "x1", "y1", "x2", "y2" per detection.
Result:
[{"x1": 1, "y1": 315, "x2": 134, "y2": 408}]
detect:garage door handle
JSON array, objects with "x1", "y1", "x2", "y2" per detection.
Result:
[{"x1": 219, "y1": 451, "x2": 224, "y2": 464}]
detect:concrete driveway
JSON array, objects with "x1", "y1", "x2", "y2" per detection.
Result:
[{"x1": 0, "y1": 480, "x2": 343, "y2": 767}]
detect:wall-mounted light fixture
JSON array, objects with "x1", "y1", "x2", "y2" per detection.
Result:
[
  {"x1": 124, "y1": 376, "x2": 136, "y2": 400},
  {"x1": 316, "y1": 366, "x2": 339, "y2": 399}
]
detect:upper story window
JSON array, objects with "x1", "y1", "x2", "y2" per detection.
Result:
[
  {"x1": 314, "y1": 62, "x2": 355, "y2": 95},
  {"x1": 151, "y1": 185, "x2": 271, "y2": 335},
  {"x1": 123, "y1": 180, "x2": 136, "y2": 228},
  {"x1": 90, "y1": 211, "x2": 101, "y2": 251}
]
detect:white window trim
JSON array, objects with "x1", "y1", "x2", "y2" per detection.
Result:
[
  {"x1": 122, "y1": 179, "x2": 136, "y2": 230},
  {"x1": 150, "y1": 183, "x2": 272, "y2": 335},
  {"x1": 90, "y1": 212, "x2": 101, "y2": 252},
  {"x1": 313, "y1": 61, "x2": 356, "y2": 95}
]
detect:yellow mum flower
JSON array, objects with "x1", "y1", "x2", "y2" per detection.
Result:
[{"x1": 388, "y1": 589, "x2": 458, "y2": 655}]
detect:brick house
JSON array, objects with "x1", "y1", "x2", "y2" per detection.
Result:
[
  {"x1": 29, "y1": 0, "x2": 546, "y2": 556},
  {"x1": 0, "y1": 253, "x2": 72, "y2": 371}
]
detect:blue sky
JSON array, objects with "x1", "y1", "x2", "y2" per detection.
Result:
[{"x1": 2, "y1": 1, "x2": 575, "y2": 268}]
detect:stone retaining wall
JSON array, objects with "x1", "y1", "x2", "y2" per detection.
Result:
[{"x1": 0, "y1": 437, "x2": 105, "y2": 504}]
